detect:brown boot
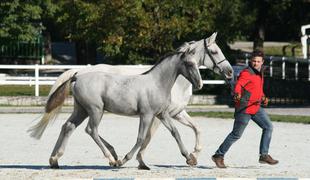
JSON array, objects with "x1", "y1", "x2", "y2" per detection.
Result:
[
  {"x1": 259, "y1": 154, "x2": 279, "y2": 165},
  {"x1": 212, "y1": 154, "x2": 227, "y2": 168}
]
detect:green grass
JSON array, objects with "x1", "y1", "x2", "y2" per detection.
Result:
[
  {"x1": 263, "y1": 44, "x2": 303, "y2": 57},
  {"x1": 188, "y1": 111, "x2": 310, "y2": 124},
  {"x1": 189, "y1": 111, "x2": 235, "y2": 119},
  {"x1": 0, "y1": 85, "x2": 51, "y2": 96}
]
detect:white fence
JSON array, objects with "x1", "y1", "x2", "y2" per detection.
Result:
[
  {"x1": 243, "y1": 53, "x2": 310, "y2": 81},
  {"x1": 0, "y1": 64, "x2": 225, "y2": 96}
]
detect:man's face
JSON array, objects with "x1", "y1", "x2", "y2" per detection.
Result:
[{"x1": 250, "y1": 56, "x2": 264, "y2": 71}]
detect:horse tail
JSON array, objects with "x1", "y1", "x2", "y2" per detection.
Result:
[
  {"x1": 48, "y1": 69, "x2": 79, "y2": 97},
  {"x1": 28, "y1": 70, "x2": 77, "y2": 139}
]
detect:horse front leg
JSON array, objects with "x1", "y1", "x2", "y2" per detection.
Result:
[
  {"x1": 118, "y1": 114, "x2": 153, "y2": 167},
  {"x1": 159, "y1": 112, "x2": 197, "y2": 166},
  {"x1": 136, "y1": 117, "x2": 161, "y2": 170},
  {"x1": 174, "y1": 110, "x2": 202, "y2": 158}
]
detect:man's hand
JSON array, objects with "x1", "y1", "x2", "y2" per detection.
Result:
[
  {"x1": 233, "y1": 93, "x2": 241, "y2": 103},
  {"x1": 262, "y1": 96, "x2": 269, "y2": 107}
]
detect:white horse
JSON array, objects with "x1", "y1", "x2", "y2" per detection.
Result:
[
  {"x1": 29, "y1": 32, "x2": 234, "y2": 169},
  {"x1": 30, "y1": 47, "x2": 203, "y2": 167}
]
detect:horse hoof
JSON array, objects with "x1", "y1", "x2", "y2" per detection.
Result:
[
  {"x1": 116, "y1": 159, "x2": 123, "y2": 167},
  {"x1": 49, "y1": 157, "x2": 59, "y2": 169},
  {"x1": 109, "y1": 159, "x2": 123, "y2": 167},
  {"x1": 138, "y1": 164, "x2": 150, "y2": 170},
  {"x1": 109, "y1": 161, "x2": 117, "y2": 167},
  {"x1": 186, "y1": 153, "x2": 197, "y2": 166},
  {"x1": 50, "y1": 164, "x2": 59, "y2": 169}
]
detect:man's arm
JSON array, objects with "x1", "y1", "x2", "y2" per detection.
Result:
[{"x1": 234, "y1": 71, "x2": 250, "y2": 96}]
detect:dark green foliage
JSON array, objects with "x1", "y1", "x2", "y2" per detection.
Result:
[
  {"x1": 0, "y1": 0, "x2": 56, "y2": 42},
  {"x1": 1, "y1": 0, "x2": 310, "y2": 64}
]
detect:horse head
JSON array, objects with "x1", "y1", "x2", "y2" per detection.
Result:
[
  {"x1": 179, "y1": 48, "x2": 203, "y2": 90},
  {"x1": 177, "y1": 33, "x2": 234, "y2": 80},
  {"x1": 202, "y1": 32, "x2": 234, "y2": 80}
]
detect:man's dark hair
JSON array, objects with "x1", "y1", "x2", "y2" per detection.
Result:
[{"x1": 251, "y1": 50, "x2": 264, "y2": 58}]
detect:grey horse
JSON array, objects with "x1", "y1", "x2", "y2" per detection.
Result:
[
  {"x1": 29, "y1": 32, "x2": 234, "y2": 169},
  {"x1": 29, "y1": 47, "x2": 203, "y2": 168}
]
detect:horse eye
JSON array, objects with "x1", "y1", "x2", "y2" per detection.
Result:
[
  {"x1": 211, "y1": 50, "x2": 218, "y2": 55},
  {"x1": 186, "y1": 61, "x2": 195, "y2": 66}
]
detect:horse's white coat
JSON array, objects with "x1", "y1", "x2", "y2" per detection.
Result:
[{"x1": 29, "y1": 33, "x2": 234, "y2": 169}]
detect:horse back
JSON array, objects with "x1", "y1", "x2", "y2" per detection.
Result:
[{"x1": 73, "y1": 72, "x2": 162, "y2": 116}]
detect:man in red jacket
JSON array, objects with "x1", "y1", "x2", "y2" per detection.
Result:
[{"x1": 212, "y1": 50, "x2": 279, "y2": 168}]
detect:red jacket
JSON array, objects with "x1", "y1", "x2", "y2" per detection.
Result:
[{"x1": 234, "y1": 66, "x2": 265, "y2": 114}]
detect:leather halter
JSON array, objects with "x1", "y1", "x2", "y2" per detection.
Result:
[
  {"x1": 203, "y1": 38, "x2": 228, "y2": 73},
  {"x1": 203, "y1": 39, "x2": 233, "y2": 91}
]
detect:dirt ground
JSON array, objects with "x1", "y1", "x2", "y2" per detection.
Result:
[{"x1": 0, "y1": 113, "x2": 309, "y2": 179}]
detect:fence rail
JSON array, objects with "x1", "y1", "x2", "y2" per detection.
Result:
[
  {"x1": 2, "y1": 54, "x2": 310, "y2": 96},
  {"x1": 0, "y1": 64, "x2": 226, "y2": 96},
  {"x1": 242, "y1": 53, "x2": 310, "y2": 81}
]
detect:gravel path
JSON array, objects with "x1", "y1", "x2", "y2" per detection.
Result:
[{"x1": 0, "y1": 113, "x2": 309, "y2": 179}]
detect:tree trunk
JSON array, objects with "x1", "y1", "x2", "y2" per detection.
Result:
[
  {"x1": 253, "y1": 0, "x2": 268, "y2": 51},
  {"x1": 43, "y1": 32, "x2": 52, "y2": 64},
  {"x1": 253, "y1": 25, "x2": 264, "y2": 51},
  {"x1": 76, "y1": 41, "x2": 97, "y2": 65}
]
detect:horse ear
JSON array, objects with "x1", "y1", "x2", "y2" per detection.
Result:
[
  {"x1": 181, "y1": 47, "x2": 189, "y2": 59},
  {"x1": 176, "y1": 42, "x2": 189, "y2": 52},
  {"x1": 185, "y1": 47, "x2": 191, "y2": 54},
  {"x1": 207, "y1": 32, "x2": 217, "y2": 45},
  {"x1": 212, "y1": 32, "x2": 218, "y2": 39},
  {"x1": 189, "y1": 48, "x2": 196, "y2": 54}
]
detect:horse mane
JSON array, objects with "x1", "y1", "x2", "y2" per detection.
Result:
[
  {"x1": 176, "y1": 41, "x2": 195, "y2": 52},
  {"x1": 141, "y1": 51, "x2": 183, "y2": 75},
  {"x1": 141, "y1": 40, "x2": 194, "y2": 75}
]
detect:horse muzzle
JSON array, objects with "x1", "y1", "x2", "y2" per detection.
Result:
[
  {"x1": 223, "y1": 68, "x2": 234, "y2": 80},
  {"x1": 193, "y1": 79, "x2": 203, "y2": 90}
]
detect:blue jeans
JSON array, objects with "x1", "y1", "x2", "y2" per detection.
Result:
[{"x1": 215, "y1": 107, "x2": 273, "y2": 156}]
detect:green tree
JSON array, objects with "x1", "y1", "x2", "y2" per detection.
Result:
[
  {"x1": 52, "y1": 0, "x2": 310, "y2": 64},
  {"x1": 0, "y1": 0, "x2": 56, "y2": 42},
  {"x1": 2, "y1": 1, "x2": 310, "y2": 64},
  {"x1": 240, "y1": 0, "x2": 310, "y2": 50},
  {"x1": 53, "y1": 0, "x2": 233, "y2": 64}
]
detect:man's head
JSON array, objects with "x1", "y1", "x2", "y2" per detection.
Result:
[{"x1": 250, "y1": 50, "x2": 264, "y2": 71}]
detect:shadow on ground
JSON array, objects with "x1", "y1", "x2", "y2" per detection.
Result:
[
  {"x1": 0, "y1": 164, "x2": 123, "y2": 170},
  {"x1": 154, "y1": 164, "x2": 212, "y2": 169}
]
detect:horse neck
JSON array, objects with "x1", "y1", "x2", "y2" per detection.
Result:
[
  {"x1": 195, "y1": 46, "x2": 205, "y2": 67},
  {"x1": 148, "y1": 55, "x2": 181, "y2": 94}
]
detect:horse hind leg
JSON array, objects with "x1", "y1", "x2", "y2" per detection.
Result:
[
  {"x1": 49, "y1": 102, "x2": 88, "y2": 168},
  {"x1": 99, "y1": 135, "x2": 118, "y2": 161},
  {"x1": 85, "y1": 107, "x2": 118, "y2": 167},
  {"x1": 136, "y1": 117, "x2": 160, "y2": 170},
  {"x1": 119, "y1": 114, "x2": 153, "y2": 167}
]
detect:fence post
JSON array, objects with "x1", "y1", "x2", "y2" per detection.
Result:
[
  {"x1": 245, "y1": 53, "x2": 249, "y2": 65},
  {"x1": 282, "y1": 57, "x2": 286, "y2": 79},
  {"x1": 295, "y1": 58, "x2": 298, "y2": 80},
  {"x1": 39, "y1": 35, "x2": 45, "y2": 64},
  {"x1": 35, "y1": 64, "x2": 39, "y2": 96},
  {"x1": 269, "y1": 56, "x2": 273, "y2": 77},
  {"x1": 41, "y1": 55, "x2": 45, "y2": 65},
  {"x1": 308, "y1": 59, "x2": 310, "y2": 81}
]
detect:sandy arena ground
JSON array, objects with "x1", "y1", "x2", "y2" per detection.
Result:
[{"x1": 0, "y1": 113, "x2": 310, "y2": 179}]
